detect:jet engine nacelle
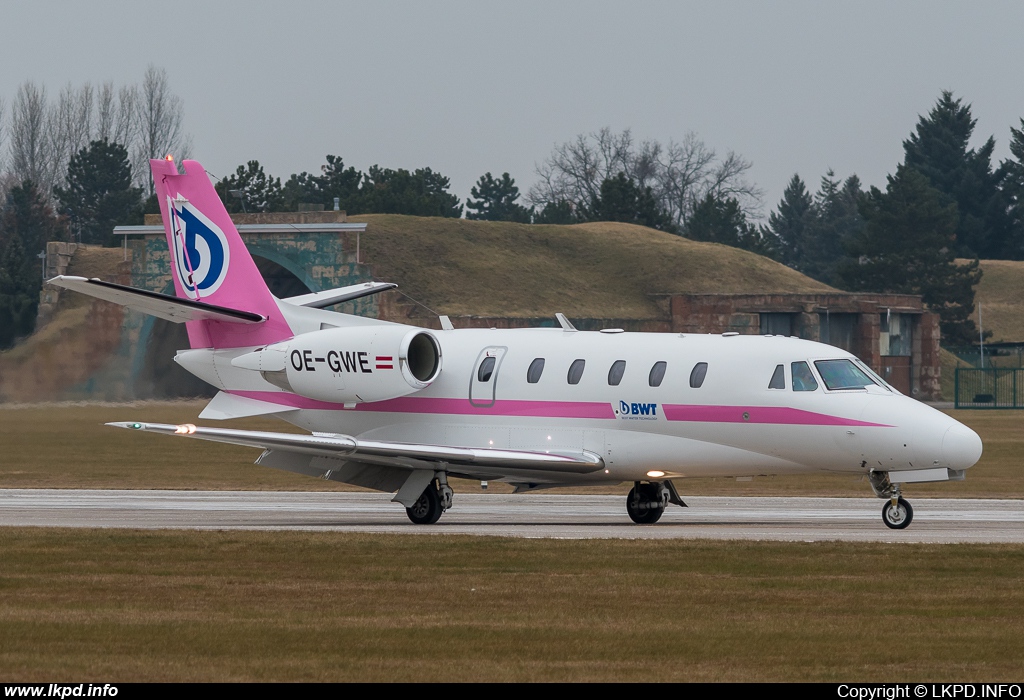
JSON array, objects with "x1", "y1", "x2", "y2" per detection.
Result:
[{"x1": 232, "y1": 325, "x2": 442, "y2": 404}]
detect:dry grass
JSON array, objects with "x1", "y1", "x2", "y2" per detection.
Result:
[
  {"x1": 352, "y1": 215, "x2": 833, "y2": 319},
  {"x1": 1, "y1": 529, "x2": 1022, "y2": 682},
  {"x1": 1, "y1": 402, "x2": 1022, "y2": 498},
  {"x1": 966, "y1": 259, "x2": 1024, "y2": 343}
]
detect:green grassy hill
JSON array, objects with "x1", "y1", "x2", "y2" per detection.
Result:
[{"x1": 351, "y1": 216, "x2": 834, "y2": 319}]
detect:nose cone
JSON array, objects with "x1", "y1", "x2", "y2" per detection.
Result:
[{"x1": 942, "y1": 423, "x2": 983, "y2": 469}]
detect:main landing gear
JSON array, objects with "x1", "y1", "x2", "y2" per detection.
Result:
[
  {"x1": 406, "y1": 473, "x2": 454, "y2": 525},
  {"x1": 869, "y1": 470, "x2": 914, "y2": 530},
  {"x1": 626, "y1": 481, "x2": 688, "y2": 524}
]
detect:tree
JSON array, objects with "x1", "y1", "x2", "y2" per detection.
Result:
[
  {"x1": 8, "y1": 82, "x2": 51, "y2": 193},
  {"x1": 466, "y1": 172, "x2": 532, "y2": 222},
  {"x1": 360, "y1": 165, "x2": 462, "y2": 217},
  {"x1": 840, "y1": 166, "x2": 982, "y2": 344},
  {"x1": 528, "y1": 127, "x2": 761, "y2": 231},
  {"x1": 686, "y1": 192, "x2": 773, "y2": 255},
  {"x1": 55, "y1": 140, "x2": 142, "y2": 245},
  {"x1": 801, "y1": 172, "x2": 865, "y2": 286},
  {"x1": 0, "y1": 181, "x2": 64, "y2": 347},
  {"x1": 768, "y1": 174, "x2": 813, "y2": 267},
  {"x1": 215, "y1": 160, "x2": 283, "y2": 213},
  {"x1": 279, "y1": 154, "x2": 365, "y2": 213},
  {"x1": 999, "y1": 119, "x2": 1024, "y2": 259},
  {"x1": 532, "y1": 200, "x2": 576, "y2": 225},
  {"x1": 581, "y1": 172, "x2": 675, "y2": 231},
  {"x1": 136, "y1": 66, "x2": 192, "y2": 193},
  {"x1": 903, "y1": 91, "x2": 1007, "y2": 258}
]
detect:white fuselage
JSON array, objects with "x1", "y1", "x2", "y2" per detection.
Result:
[{"x1": 176, "y1": 325, "x2": 983, "y2": 487}]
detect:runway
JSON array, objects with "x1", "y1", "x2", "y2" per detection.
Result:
[{"x1": 1, "y1": 489, "x2": 1022, "y2": 542}]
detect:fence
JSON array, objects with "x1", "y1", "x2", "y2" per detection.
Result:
[{"x1": 955, "y1": 368, "x2": 1024, "y2": 408}]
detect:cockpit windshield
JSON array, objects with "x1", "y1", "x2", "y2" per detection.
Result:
[{"x1": 814, "y1": 359, "x2": 877, "y2": 391}]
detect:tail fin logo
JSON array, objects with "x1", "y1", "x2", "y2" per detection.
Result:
[{"x1": 168, "y1": 195, "x2": 231, "y2": 300}]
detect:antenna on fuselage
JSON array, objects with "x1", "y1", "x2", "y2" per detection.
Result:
[{"x1": 555, "y1": 313, "x2": 577, "y2": 332}]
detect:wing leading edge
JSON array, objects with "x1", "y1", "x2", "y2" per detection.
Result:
[{"x1": 106, "y1": 421, "x2": 605, "y2": 474}]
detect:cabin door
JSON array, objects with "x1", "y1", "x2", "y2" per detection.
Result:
[{"x1": 469, "y1": 346, "x2": 507, "y2": 408}]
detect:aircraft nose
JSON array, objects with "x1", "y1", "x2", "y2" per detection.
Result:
[{"x1": 942, "y1": 422, "x2": 983, "y2": 469}]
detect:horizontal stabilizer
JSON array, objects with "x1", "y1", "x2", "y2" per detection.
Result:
[
  {"x1": 48, "y1": 276, "x2": 265, "y2": 324},
  {"x1": 199, "y1": 391, "x2": 298, "y2": 420},
  {"x1": 107, "y1": 421, "x2": 604, "y2": 474},
  {"x1": 282, "y1": 281, "x2": 397, "y2": 309}
]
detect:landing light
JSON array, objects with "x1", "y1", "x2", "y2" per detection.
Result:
[
  {"x1": 647, "y1": 470, "x2": 666, "y2": 478},
  {"x1": 175, "y1": 423, "x2": 197, "y2": 434}
]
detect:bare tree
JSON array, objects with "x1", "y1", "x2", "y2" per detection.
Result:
[
  {"x1": 47, "y1": 82, "x2": 94, "y2": 190},
  {"x1": 135, "y1": 65, "x2": 191, "y2": 191},
  {"x1": 0, "y1": 97, "x2": 6, "y2": 173},
  {"x1": 8, "y1": 82, "x2": 51, "y2": 190},
  {"x1": 96, "y1": 81, "x2": 138, "y2": 148},
  {"x1": 529, "y1": 128, "x2": 763, "y2": 230}
]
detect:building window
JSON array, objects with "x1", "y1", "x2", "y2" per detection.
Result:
[
  {"x1": 527, "y1": 358, "x2": 545, "y2": 384},
  {"x1": 608, "y1": 360, "x2": 626, "y2": 386},
  {"x1": 760, "y1": 313, "x2": 794, "y2": 336},
  {"x1": 567, "y1": 359, "x2": 586, "y2": 385}
]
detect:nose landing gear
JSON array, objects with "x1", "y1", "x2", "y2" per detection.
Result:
[{"x1": 869, "y1": 471, "x2": 915, "y2": 529}]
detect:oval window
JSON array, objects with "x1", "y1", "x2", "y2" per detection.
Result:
[
  {"x1": 608, "y1": 360, "x2": 626, "y2": 386},
  {"x1": 527, "y1": 358, "x2": 545, "y2": 384},
  {"x1": 478, "y1": 356, "x2": 496, "y2": 383},
  {"x1": 567, "y1": 359, "x2": 586, "y2": 385},
  {"x1": 689, "y1": 362, "x2": 708, "y2": 389},
  {"x1": 649, "y1": 361, "x2": 667, "y2": 387}
]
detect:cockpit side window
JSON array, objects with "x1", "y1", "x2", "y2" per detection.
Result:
[
  {"x1": 689, "y1": 362, "x2": 708, "y2": 388},
  {"x1": 768, "y1": 364, "x2": 785, "y2": 389},
  {"x1": 814, "y1": 359, "x2": 877, "y2": 390},
  {"x1": 608, "y1": 360, "x2": 626, "y2": 386},
  {"x1": 791, "y1": 361, "x2": 818, "y2": 392}
]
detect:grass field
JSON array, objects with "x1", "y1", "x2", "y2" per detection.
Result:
[
  {"x1": 1, "y1": 402, "x2": 1021, "y2": 498},
  {"x1": 1, "y1": 529, "x2": 1022, "y2": 682}
]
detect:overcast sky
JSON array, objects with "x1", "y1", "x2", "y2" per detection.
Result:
[{"x1": 2, "y1": 1, "x2": 1023, "y2": 216}]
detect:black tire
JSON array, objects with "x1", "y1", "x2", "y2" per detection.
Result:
[
  {"x1": 626, "y1": 485, "x2": 665, "y2": 525},
  {"x1": 406, "y1": 484, "x2": 443, "y2": 525},
  {"x1": 881, "y1": 497, "x2": 913, "y2": 530}
]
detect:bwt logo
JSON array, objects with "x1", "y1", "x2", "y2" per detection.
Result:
[
  {"x1": 169, "y1": 195, "x2": 231, "y2": 300},
  {"x1": 619, "y1": 401, "x2": 658, "y2": 417}
]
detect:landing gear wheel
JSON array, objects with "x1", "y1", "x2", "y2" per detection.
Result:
[
  {"x1": 407, "y1": 484, "x2": 443, "y2": 525},
  {"x1": 881, "y1": 497, "x2": 913, "y2": 530},
  {"x1": 626, "y1": 485, "x2": 665, "y2": 524}
]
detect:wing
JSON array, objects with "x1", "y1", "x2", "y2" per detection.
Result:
[{"x1": 107, "y1": 421, "x2": 605, "y2": 503}]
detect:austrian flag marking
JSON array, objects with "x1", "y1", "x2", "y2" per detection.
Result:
[{"x1": 376, "y1": 355, "x2": 394, "y2": 370}]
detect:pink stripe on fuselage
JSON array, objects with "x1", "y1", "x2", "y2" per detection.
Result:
[
  {"x1": 661, "y1": 404, "x2": 891, "y2": 427},
  {"x1": 229, "y1": 391, "x2": 889, "y2": 426},
  {"x1": 231, "y1": 391, "x2": 615, "y2": 419}
]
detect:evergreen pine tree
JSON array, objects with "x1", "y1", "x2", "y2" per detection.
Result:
[
  {"x1": 903, "y1": 91, "x2": 1007, "y2": 257},
  {"x1": 768, "y1": 174, "x2": 813, "y2": 268},
  {"x1": 840, "y1": 166, "x2": 982, "y2": 344},
  {"x1": 214, "y1": 160, "x2": 284, "y2": 213},
  {"x1": 583, "y1": 172, "x2": 675, "y2": 232},
  {"x1": 466, "y1": 172, "x2": 532, "y2": 222},
  {"x1": 55, "y1": 139, "x2": 142, "y2": 245}
]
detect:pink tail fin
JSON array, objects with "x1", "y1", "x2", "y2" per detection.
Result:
[{"x1": 150, "y1": 158, "x2": 293, "y2": 349}]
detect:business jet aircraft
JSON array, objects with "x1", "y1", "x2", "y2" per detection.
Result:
[{"x1": 50, "y1": 157, "x2": 983, "y2": 529}]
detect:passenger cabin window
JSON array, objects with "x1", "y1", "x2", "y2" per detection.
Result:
[
  {"x1": 608, "y1": 360, "x2": 626, "y2": 386},
  {"x1": 527, "y1": 358, "x2": 545, "y2": 384},
  {"x1": 815, "y1": 359, "x2": 876, "y2": 390},
  {"x1": 478, "y1": 356, "x2": 496, "y2": 383},
  {"x1": 649, "y1": 361, "x2": 667, "y2": 387},
  {"x1": 567, "y1": 359, "x2": 586, "y2": 385},
  {"x1": 791, "y1": 361, "x2": 818, "y2": 392},
  {"x1": 689, "y1": 362, "x2": 708, "y2": 388},
  {"x1": 769, "y1": 364, "x2": 785, "y2": 389}
]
